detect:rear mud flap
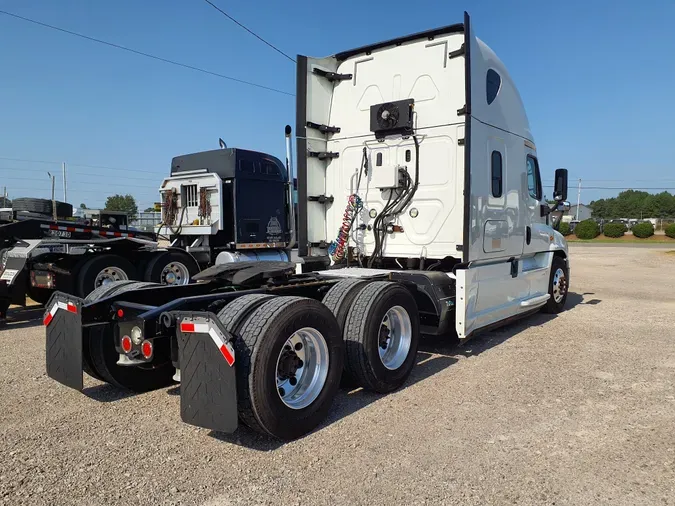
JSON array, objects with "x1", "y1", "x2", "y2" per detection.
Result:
[
  {"x1": 175, "y1": 312, "x2": 238, "y2": 434},
  {"x1": 44, "y1": 292, "x2": 84, "y2": 391}
]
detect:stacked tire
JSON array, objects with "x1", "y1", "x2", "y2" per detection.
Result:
[{"x1": 12, "y1": 197, "x2": 73, "y2": 218}]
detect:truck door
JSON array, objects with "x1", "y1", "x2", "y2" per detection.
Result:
[{"x1": 522, "y1": 148, "x2": 549, "y2": 256}]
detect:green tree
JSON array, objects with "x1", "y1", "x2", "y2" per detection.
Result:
[
  {"x1": 144, "y1": 207, "x2": 155, "y2": 212},
  {"x1": 79, "y1": 203, "x2": 87, "y2": 209},
  {"x1": 104, "y1": 194, "x2": 138, "y2": 220},
  {"x1": 590, "y1": 191, "x2": 675, "y2": 219}
]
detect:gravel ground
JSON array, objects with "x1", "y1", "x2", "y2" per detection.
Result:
[{"x1": 1, "y1": 244, "x2": 674, "y2": 506}]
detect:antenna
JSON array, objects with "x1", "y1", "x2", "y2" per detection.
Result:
[{"x1": 218, "y1": 138, "x2": 227, "y2": 149}]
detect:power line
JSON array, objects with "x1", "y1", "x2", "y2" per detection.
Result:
[
  {"x1": 0, "y1": 167, "x2": 163, "y2": 182},
  {"x1": 544, "y1": 185, "x2": 675, "y2": 191},
  {"x1": 544, "y1": 178, "x2": 675, "y2": 183},
  {"x1": 0, "y1": 157, "x2": 164, "y2": 175},
  {"x1": 0, "y1": 9, "x2": 294, "y2": 97},
  {"x1": 202, "y1": 0, "x2": 295, "y2": 63},
  {"x1": 5, "y1": 186, "x2": 159, "y2": 195},
  {"x1": 2, "y1": 176, "x2": 160, "y2": 190}
]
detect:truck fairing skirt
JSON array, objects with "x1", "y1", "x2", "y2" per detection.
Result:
[
  {"x1": 175, "y1": 312, "x2": 238, "y2": 434},
  {"x1": 44, "y1": 293, "x2": 84, "y2": 391}
]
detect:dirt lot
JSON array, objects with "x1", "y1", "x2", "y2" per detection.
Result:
[{"x1": 1, "y1": 244, "x2": 674, "y2": 506}]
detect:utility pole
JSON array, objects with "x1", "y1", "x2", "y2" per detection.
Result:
[
  {"x1": 576, "y1": 178, "x2": 582, "y2": 221},
  {"x1": 48, "y1": 172, "x2": 56, "y2": 221},
  {"x1": 62, "y1": 162, "x2": 67, "y2": 202},
  {"x1": 2, "y1": 187, "x2": 6, "y2": 208}
]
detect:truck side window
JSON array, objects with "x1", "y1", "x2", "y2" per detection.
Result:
[
  {"x1": 486, "y1": 69, "x2": 501, "y2": 105},
  {"x1": 261, "y1": 161, "x2": 280, "y2": 177},
  {"x1": 491, "y1": 150, "x2": 502, "y2": 197},
  {"x1": 239, "y1": 159, "x2": 256, "y2": 174},
  {"x1": 526, "y1": 155, "x2": 542, "y2": 200}
]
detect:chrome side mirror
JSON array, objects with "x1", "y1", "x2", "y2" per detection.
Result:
[{"x1": 557, "y1": 201, "x2": 571, "y2": 212}]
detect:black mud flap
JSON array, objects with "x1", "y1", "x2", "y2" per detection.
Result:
[
  {"x1": 175, "y1": 312, "x2": 238, "y2": 434},
  {"x1": 44, "y1": 292, "x2": 84, "y2": 391}
]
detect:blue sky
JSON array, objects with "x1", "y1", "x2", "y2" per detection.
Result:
[{"x1": 1, "y1": 0, "x2": 674, "y2": 210}]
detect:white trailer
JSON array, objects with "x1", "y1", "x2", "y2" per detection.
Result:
[{"x1": 45, "y1": 12, "x2": 571, "y2": 441}]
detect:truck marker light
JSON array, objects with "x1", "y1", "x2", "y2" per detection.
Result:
[
  {"x1": 43, "y1": 301, "x2": 78, "y2": 326},
  {"x1": 117, "y1": 309, "x2": 124, "y2": 318},
  {"x1": 141, "y1": 340, "x2": 153, "y2": 359},
  {"x1": 121, "y1": 336, "x2": 133, "y2": 353},
  {"x1": 180, "y1": 322, "x2": 195, "y2": 333},
  {"x1": 180, "y1": 320, "x2": 235, "y2": 366}
]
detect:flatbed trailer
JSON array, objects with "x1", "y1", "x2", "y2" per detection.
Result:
[
  {"x1": 45, "y1": 12, "x2": 572, "y2": 440},
  {"x1": 0, "y1": 212, "x2": 199, "y2": 319}
]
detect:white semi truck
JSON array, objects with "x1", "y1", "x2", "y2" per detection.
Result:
[{"x1": 45, "y1": 12, "x2": 571, "y2": 441}]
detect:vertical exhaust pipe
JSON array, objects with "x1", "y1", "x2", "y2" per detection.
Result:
[{"x1": 285, "y1": 125, "x2": 296, "y2": 250}]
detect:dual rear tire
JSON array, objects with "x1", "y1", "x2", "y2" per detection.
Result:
[
  {"x1": 323, "y1": 279, "x2": 421, "y2": 394},
  {"x1": 82, "y1": 280, "x2": 175, "y2": 391},
  {"x1": 218, "y1": 295, "x2": 344, "y2": 440}
]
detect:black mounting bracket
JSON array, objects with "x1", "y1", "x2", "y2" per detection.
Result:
[
  {"x1": 309, "y1": 241, "x2": 330, "y2": 248},
  {"x1": 308, "y1": 151, "x2": 339, "y2": 160},
  {"x1": 457, "y1": 104, "x2": 470, "y2": 116},
  {"x1": 458, "y1": 138, "x2": 465, "y2": 146},
  {"x1": 307, "y1": 121, "x2": 341, "y2": 134},
  {"x1": 509, "y1": 257, "x2": 519, "y2": 278},
  {"x1": 448, "y1": 43, "x2": 465, "y2": 59},
  {"x1": 308, "y1": 195, "x2": 334, "y2": 205},
  {"x1": 313, "y1": 68, "x2": 353, "y2": 82}
]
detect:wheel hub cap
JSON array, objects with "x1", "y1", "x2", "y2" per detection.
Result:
[
  {"x1": 95, "y1": 267, "x2": 128, "y2": 287},
  {"x1": 552, "y1": 268, "x2": 567, "y2": 303},
  {"x1": 378, "y1": 306, "x2": 412, "y2": 370},
  {"x1": 275, "y1": 328, "x2": 329, "y2": 410},
  {"x1": 161, "y1": 262, "x2": 190, "y2": 286}
]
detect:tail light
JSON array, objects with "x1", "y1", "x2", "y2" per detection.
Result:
[
  {"x1": 141, "y1": 340, "x2": 153, "y2": 359},
  {"x1": 121, "y1": 335, "x2": 133, "y2": 353}
]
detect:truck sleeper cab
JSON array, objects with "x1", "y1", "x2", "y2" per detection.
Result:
[{"x1": 44, "y1": 12, "x2": 571, "y2": 441}]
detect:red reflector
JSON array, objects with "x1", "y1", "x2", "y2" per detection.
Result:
[
  {"x1": 117, "y1": 309, "x2": 124, "y2": 318},
  {"x1": 219, "y1": 344, "x2": 235, "y2": 367},
  {"x1": 121, "y1": 336, "x2": 132, "y2": 353},
  {"x1": 43, "y1": 313, "x2": 53, "y2": 326},
  {"x1": 66, "y1": 303, "x2": 77, "y2": 314},
  {"x1": 141, "y1": 340, "x2": 153, "y2": 359},
  {"x1": 180, "y1": 322, "x2": 195, "y2": 333}
]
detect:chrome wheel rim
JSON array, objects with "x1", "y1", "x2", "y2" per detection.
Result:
[
  {"x1": 276, "y1": 327, "x2": 329, "y2": 410},
  {"x1": 552, "y1": 267, "x2": 567, "y2": 303},
  {"x1": 378, "y1": 305, "x2": 412, "y2": 370},
  {"x1": 161, "y1": 261, "x2": 190, "y2": 286},
  {"x1": 95, "y1": 266, "x2": 129, "y2": 287}
]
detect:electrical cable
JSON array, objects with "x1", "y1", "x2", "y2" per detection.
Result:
[
  {"x1": 202, "y1": 0, "x2": 295, "y2": 63},
  {"x1": 328, "y1": 147, "x2": 368, "y2": 263},
  {"x1": 367, "y1": 135, "x2": 420, "y2": 267},
  {"x1": 0, "y1": 9, "x2": 294, "y2": 97}
]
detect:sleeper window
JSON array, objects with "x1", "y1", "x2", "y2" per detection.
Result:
[
  {"x1": 486, "y1": 69, "x2": 501, "y2": 105},
  {"x1": 491, "y1": 150, "x2": 502, "y2": 197},
  {"x1": 526, "y1": 155, "x2": 542, "y2": 200}
]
